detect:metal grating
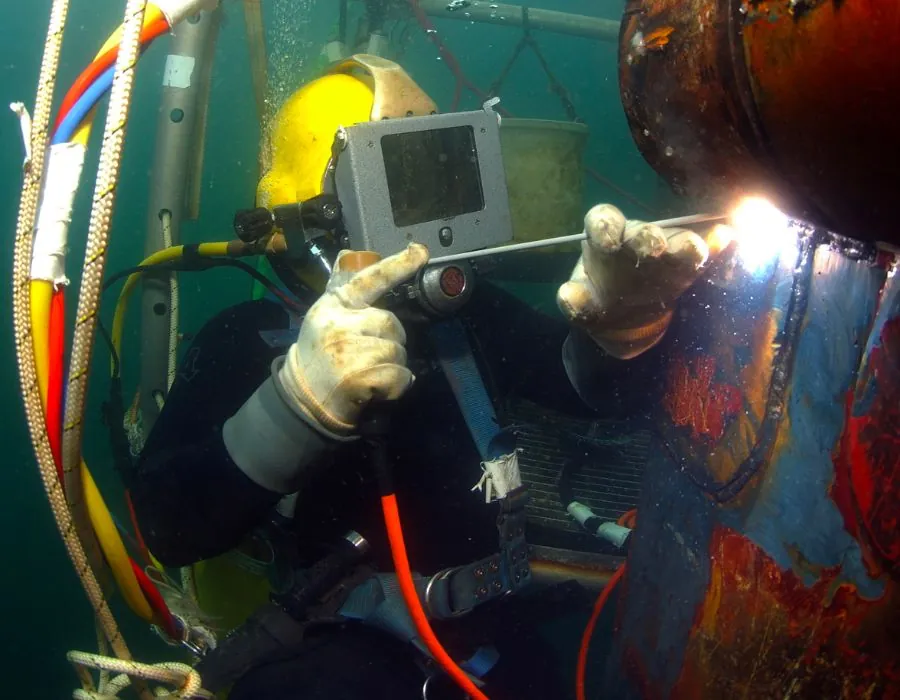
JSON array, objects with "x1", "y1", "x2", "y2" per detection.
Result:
[{"x1": 504, "y1": 401, "x2": 650, "y2": 536}]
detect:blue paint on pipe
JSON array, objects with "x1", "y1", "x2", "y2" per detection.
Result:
[{"x1": 742, "y1": 247, "x2": 885, "y2": 598}]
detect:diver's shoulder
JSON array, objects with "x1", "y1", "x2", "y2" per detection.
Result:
[{"x1": 199, "y1": 298, "x2": 291, "y2": 336}]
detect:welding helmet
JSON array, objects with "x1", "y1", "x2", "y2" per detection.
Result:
[{"x1": 256, "y1": 54, "x2": 438, "y2": 296}]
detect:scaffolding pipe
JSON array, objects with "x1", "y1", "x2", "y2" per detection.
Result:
[
  {"x1": 139, "y1": 8, "x2": 221, "y2": 435},
  {"x1": 417, "y1": 0, "x2": 620, "y2": 42},
  {"x1": 242, "y1": 0, "x2": 270, "y2": 146}
]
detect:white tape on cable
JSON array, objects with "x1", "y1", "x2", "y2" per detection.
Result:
[
  {"x1": 32, "y1": 142, "x2": 86, "y2": 286},
  {"x1": 595, "y1": 521, "x2": 631, "y2": 548},
  {"x1": 153, "y1": 0, "x2": 218, "y2": 28},
  {"x1": 566, "y1": 501, "x2": 594, "y2": 527},
  {"x1": 566, "y1": 501, "x2": 631, "y2": 548}
]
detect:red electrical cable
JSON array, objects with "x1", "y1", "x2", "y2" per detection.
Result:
[
  {"x1": 381, "y1": 493, "x2": 489, "y2": 700},
  {"x1": 575, "y1": 563, "x2": 626, "y2": 700},
  {"x1": 46, "y1": 24, "x2": 180, "y2": 638},
  {"x1": 46, "y1": 294, "x2": 176, "y2": 639},
  {"x1": 125, "y1": 490, "x2": 156, "y2": 569},
  {"x1": 47, "y1": 289, "x2": 66, "y2": 482},
  {"x1": 54, "y1": 16, "x2": 170, "y2": 132},
  {"x1": 130, "y1": 558, "x2": 180, "y2": 640}
]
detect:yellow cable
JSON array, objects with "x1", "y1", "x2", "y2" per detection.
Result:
[
  {"x1": 30, "y1": 281, "x2": 53, "y2": 402},
  {"x1": 147, "y1": 547, "x2": 165, "y2": 572},
  {"x1": 31, "y1": 272, "x2": 154, "y2": 624},
  {"x1": 83, "y1": 462, "x2": 154, "y2": 621},
  {"x1": 31, "y1": 284, "x2": 154, "y2": 622},
  {"x1": 27, "y1": 4, "x2": 168, "y2": 626},
  {"x1": 103, "y1": 242, "x2": 238, "y2": 577},
  {"x1": 110, "y1": 242, "x2": 234, "y2": 375},
  {"x1": 71, "y1": 5, "x2": 165, "y2": 147}
]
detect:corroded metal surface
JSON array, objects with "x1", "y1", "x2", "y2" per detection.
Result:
[
  {"x1": 619, "y1": 0, "x2": 900, "y2": 243},
  {"x1": 601, "y1": 233, "x2": 900, "y2": 698}
]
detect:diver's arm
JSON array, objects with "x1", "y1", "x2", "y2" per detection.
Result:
[
  {"x1": 136, "y1": 365, "x2": 353, "y2": 568},
  {"x1": 132, "y1": 246, "x2": 429, "y2": 566},
  {"x1": 561, "y1": 326, "x2": 667, "y2": 416},
  {"x1": 465, "y1": 281, "x2": 595, "y2": 415},
  {"x1": 465, "y1": 281, "x2": 663, "y2": 417},
  {"x1": 557, "y1": 204, "x2": 731, "y2": 359},
  {"x1": 129, "y1": 300, "x2": 347, "y2": 567},
  {"x1": 131, "y1": 408, "x2": 338, "y2": 567}
]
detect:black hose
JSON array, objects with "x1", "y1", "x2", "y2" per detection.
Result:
[
  {"x1": 98, "y1": 254, "x2": 316, "y2": 477},
  {"x1": 103, "y1": 257, "x2": 312, "y2": 313},
  {"x1": 97, "y1": 319, "x2": 136, "y2": 483}
]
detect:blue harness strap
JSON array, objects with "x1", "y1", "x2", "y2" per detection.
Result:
[{"x1": 427, "y1": 318, "x2": 502, "y2": 460}]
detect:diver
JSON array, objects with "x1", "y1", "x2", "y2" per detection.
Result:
[
  {"x1": 129, "y1": 55, "x2": 621, "y2": 699},
  {"x1": 126, "y1": 52, "x2": 900, "y2": 700}
]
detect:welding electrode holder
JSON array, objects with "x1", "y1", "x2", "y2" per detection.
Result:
[{"x1": 359, "y1": 404, "x2": 395, "y2": 495}]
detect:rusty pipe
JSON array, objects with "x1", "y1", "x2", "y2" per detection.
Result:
[{"x1": 618, "y1": 0, "x2": 900, "y2": 244}]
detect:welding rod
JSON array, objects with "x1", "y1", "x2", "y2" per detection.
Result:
[{"x1": 427, "y1": 212, "x2": 728, "y2": 266}]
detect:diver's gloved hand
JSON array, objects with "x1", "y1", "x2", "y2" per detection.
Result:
[
  {"x1": 557, "y1": 203, "x2": 732, "y2": 359},
  {"x1": 278, "y1": 244, "x2": 430, "y2": 435}
]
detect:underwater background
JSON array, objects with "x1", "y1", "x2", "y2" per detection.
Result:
[{"x1": 1, "y1": 0, "x2": 682, "y2": 694}]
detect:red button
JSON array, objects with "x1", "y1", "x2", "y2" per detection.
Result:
[{"x1": 439, "y1": 266, "x2": 466, "y2": 297}]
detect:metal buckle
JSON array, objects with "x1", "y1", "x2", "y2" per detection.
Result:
[{"x1": 424, "y1": 567, "x2": 469, "y2": 619}]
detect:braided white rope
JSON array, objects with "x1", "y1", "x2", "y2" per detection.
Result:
[{"x1": 68, "y1": 651, "x2": 212, "y2": 699}]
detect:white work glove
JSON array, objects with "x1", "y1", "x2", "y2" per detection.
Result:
[
  {"x1": 557, "y1": 204, "x2": 732, "y2": 359},
  {"x1": 278, "y1": 244, "x2": 430, "y2": 435}
]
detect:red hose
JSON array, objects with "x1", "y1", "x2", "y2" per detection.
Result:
[
  {"x1": 130, "y1": 558, "x2": 180, "y2": 640},
  {"x1": 47, "y1": 294, "x2": 176, "y2": 639},
  {"x1": 47, "y1": 288, "x2": 66, "y2": 482},
  {"x1": 381, "y1": 494, "x2": 489, "y2": 700},
  {"x1": 125, "y1": 490, "x2": 156, "y2": 569},
  {"x1": 616, "y1": 509, "x2": 637, "y2": 529},
  {"x1": 54, "y1": 16, "x2": 170, "y2": 132},
  {"x1": 576, "y1": 563, "x2": 626, "y2": 700}
]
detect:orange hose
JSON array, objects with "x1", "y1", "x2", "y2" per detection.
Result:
[
  {"x1": 575, "y1": 563, "x2": 626, "y2": 700},
  {"x1": 616, "y1": 509, "x2": 637, "y2": 529},
  {"x1": 381, "y1": 494, "x2": 489, "y2": 700}
]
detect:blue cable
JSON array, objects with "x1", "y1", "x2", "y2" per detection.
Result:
[{"x1": 52, "y1": 64, "x2": 115, "y2": 145}]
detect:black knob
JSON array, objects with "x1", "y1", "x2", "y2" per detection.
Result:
[{"x1": 233, "y1": 207, "x2": 274, "y2": 243}]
